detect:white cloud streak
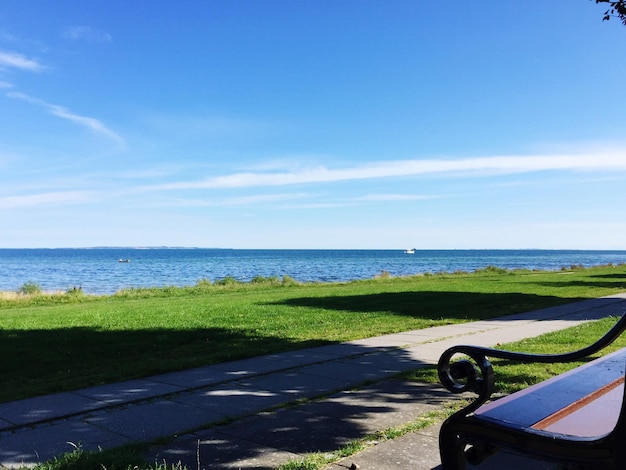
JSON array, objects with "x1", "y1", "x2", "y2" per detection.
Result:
[
  {"x1": 147, "y1": 153, "x2": 626, "y2": 191},
  {"x1": 354, "y1": 194, "x2": 438, "y2": 202},
  {"x1": 4, "y1": 152, "x2": 624, "y2": 211},
  {"x1": 63, "y1": 26, "x2": 112, "y2": 43},
  {"x1": 166, "y1": 192, "x2": 312, "y2": 207},
  {"x1": 0, "y1": 191, "x2": 95, "y2": 209},
  {"x1": 0, "y1": 50, "x2": 44, "y2": 71},
  {"x1": 7, "y1": 92, "x2": 124, "y2": 144},
  {"x1": 216, "y1": 193, "x2": 311, "y2": 205}
]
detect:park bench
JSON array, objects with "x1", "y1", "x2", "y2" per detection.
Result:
[{"x1": 437, "y1": 312, "x2": 626, "y2": 469}]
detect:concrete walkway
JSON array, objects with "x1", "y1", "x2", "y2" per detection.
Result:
[{"x1": 1, "y1": 294, "x2": 626, "y2": 470}]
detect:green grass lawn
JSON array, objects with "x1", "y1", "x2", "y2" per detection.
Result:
[{"x1": 1, "y1": 265, "x2": 625, "y2": 403}]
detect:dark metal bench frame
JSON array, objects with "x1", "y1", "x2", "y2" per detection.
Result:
[{"x1": 437, "y1": 312, "x2": 626, "y2": 469}]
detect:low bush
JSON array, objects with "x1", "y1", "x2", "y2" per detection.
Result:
[
  {"x1": 475, "y1": 265, "x2": 509, "y2": 274},
  {"x1": 195, "y1": 278, "x2": 212, "y2": 287},
  {"x1": 250, "y1": 275, "x2": 281, "y2": 285},
  {"x1": 18, "y1": 281, "x2": 42, "y2": 295},
  {"x1": 281, "y1": 275, "x2": 300, "y2": 286},
  {"x1": 214, "y1": 276, "x2": 240, "y2": 286}
]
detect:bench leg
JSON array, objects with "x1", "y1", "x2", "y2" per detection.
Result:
[
  {"x1": 439, "y1": 418, "x2": 498, "y2": 469},
  {"x1": 439, "y1": 421, "x2": 466, "y2": 470}
]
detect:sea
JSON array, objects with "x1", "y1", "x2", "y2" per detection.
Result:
[{"x1": 1, "y1": 248, "x2": 626, "y2": 295}]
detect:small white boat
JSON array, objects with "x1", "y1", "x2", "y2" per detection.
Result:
[
  {"x1": 118, "y1": 259, "x2": 131, "y2": 263},
  {"x1": 404, "y1": 248, "x2": 416, "y2": 254}
]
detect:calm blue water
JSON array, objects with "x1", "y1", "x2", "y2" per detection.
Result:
[{"x1": 1, "y1": 248, "x2": 625, "y2": 295}]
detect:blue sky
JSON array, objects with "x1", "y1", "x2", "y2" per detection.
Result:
[{"x1": 1, "y1": 1, "x2": 625, "y2": 249}]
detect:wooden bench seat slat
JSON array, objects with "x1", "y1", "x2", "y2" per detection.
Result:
[
  {"x1": 474, "y1": 348, "x2": 626, "y2": 428},
  {"x1": 534, "y1": 378, "x2": 623, "y2": 436}
]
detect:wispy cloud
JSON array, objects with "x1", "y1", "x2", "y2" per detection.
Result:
[
  {"x1": 145, "y1": 152, "x2": 626, "y2": 191},
  {"x1": 218, "y1": 193, "x2": 311, "y2": 205},
  {"x1": 165, "y1": 193, "x2": 313, "y2": 207},
  {"x1": 0, "y1": 191, "x2": 95, "y2": 209},
  {"x1": 63, "y1": 26, "x2": 112, "y2": 43},
  {"x1": 5, "y1": 152, "x2": 623, "y2": 211},
  {"x1": 354, "y1": 193, "x2": 439, "y2": 202},
  {"x1": 282, "y1": 202, "x2": 356, "y2": 209},
  {"x1": 7, "y1": 92, "x2": 124, "y2": 144},
  {"x1": 0, "y1": 50, "x2": 44, "y2": 72},
  {"x1": 0, "y1": 80, "x2": 12, "y2": 89}
]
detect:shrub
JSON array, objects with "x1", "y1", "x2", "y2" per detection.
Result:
[
  {"x1": 214, "y1": 276, "x2": 240, "y2": 286},
  {"x1": 475, "y1": 265, "x2": 509, "y2": 274},
  {"x1": 248, "y1": 275, "x2": 275, "y2": 285},
  {"x1": 18, "y1": 281, "x2": 41, "y2": 295},
  {"x1": 195, "y1": 278, "x2": 213, "y2": 288},
  {"x1": 281, "y1": 275, "x2": 300, "y2": 286}
]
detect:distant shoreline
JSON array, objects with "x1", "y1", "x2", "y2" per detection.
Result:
[{"x1": 2, "y1": 248, "x2": 626, "y2": 295}]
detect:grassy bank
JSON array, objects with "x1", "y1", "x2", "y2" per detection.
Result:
[{"x1": 1, "y1": 265, "x2": 625, "y2": 403}]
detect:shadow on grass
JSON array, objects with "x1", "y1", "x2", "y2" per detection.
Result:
[
  {"x1": 269, "y1": 291, "x2": 580, "y2": 320},
  {"x1": 0, "y1": 326, "x2": 327, "y2": 403},
  {"x1": 529, "y1": 271, "x2": 626, "y2": 289},
  {"x1": 589, "y1": 272, "x2": 626, "y2": 279},
  {"x1": 532, "y1": 280, "x2": 626, "y2": 289}
]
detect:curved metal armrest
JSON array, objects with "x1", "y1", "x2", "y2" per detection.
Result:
[{"x1": 437, "y1": 311, "x2": 626, "y2": 415}]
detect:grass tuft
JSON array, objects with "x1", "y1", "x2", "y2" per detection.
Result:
[{"x1": 29, "y1": 443, "x2": 186, "y2": 470}]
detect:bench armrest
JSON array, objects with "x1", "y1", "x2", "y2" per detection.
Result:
[{"x1": 437, "y1": 312, "x2": 626, "y2": 415}]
